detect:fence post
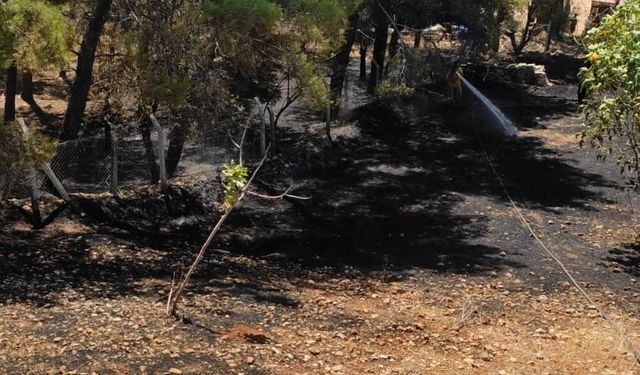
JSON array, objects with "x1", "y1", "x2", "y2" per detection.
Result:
[
  {"x1": 110, "y1": 131, "x2": 118, "y2": 195},
  {"x1": 16, "y1": 118, "x2": 42, "y2": 227},
  {"x1": 1, "y1": 173, "x2": 16, "y2": 202},
  {"x1": 544, "y1": 22, "x2": 552, "y2": 54},
  {"x1": 41, "y1": 163, "x2": 71, "y2": 203},
  {"x1": 150, "y1": 115, "x2": 167, "y2": 191},
  {"x1": 325, "y1": 98, "x2": 332, "y2": 143},
  {"x1": 341, "y1": 72, "x2": 350, "y2": 121},
  {"x1": 253, "y1": 97, "x2": 266, "y2": 158}
]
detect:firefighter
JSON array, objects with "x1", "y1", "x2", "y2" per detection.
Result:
[{"x1": 447, "y1": 63, "x2": 464, "y2": 103}]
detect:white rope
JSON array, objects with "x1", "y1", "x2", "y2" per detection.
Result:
[{"x1": 473, "y1": 122, "x2": 640, "y2": 365}]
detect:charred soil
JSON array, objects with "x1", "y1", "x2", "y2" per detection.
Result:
[{"x1": 1, "y1": 66, "x2": 640, "y2": 374}]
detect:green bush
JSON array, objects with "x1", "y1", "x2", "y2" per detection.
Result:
[
  {"x1": 0, "y1": 121, "x2": 56, "y2": 175},
  {"x1": 579, "y1": 1, "x2": 640, "y2": 178}
]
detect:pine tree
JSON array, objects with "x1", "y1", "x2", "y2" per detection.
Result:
[{"x1": 0, "y1": 0, "x2": 69, "y2": 122}]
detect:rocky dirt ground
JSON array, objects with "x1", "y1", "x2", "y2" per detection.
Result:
[{"x1": 2, "y1": 59, "x2": 640, "y2": 374}]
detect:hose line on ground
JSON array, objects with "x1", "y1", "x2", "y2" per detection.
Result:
[{"x1": 471, "y1": 113, "x2": 640, "y2": 366}]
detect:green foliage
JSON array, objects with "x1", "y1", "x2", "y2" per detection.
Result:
[
  {"x1": 204, "y1": 0, "x2": 355, "y2": 115},
  {"x1": 0, "y1": 0, "x2": 69, "y2": 71},
  {"x1": 375, "y1": 81, "x2": 415, "y2": 100},
  {"x1": 0, "y1": 121, "x2": 56, "y2": 174},
  {"x1": 204, "y1": 0, "x2": 281, "y2": 34},
  {"x1": 579, "y1": 1, "x2": 640, "y2": 178},
  {"x1": 286, "y1": 0, "x2": 348, "y2": 53},
  {"x1": 141, "y1": 68, "x2": 191, "y2": 107},
  {"x1": 288, "y1": 51, "x2": 330, "y2": 110},
  {"x1": 448, "y1": 0, "x2": 525, "y2": 53},
  {"x1": 220, "y1": 163, "x2": 248, "y2": 213},
  {"x1": 106, "y1": 2, "x2": 207, "y2": 112},
  {"x1": 404, "y1": 48, "x2": 434, "y2": 88}
]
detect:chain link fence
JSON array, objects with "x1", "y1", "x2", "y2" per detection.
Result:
[{"x1": 1, "y1": 118, "x2": 237, "y2": 205}]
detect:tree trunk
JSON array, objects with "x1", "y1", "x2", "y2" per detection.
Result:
[
  {"x1": 166, "y1": 125, "x2": 187, "y2": 178},
  {"x1": 20, "y1": 70, "x2": 51, "y2": 126},
  {"x1": 544, "y1": 22, "x2": 552, "y2": 54},
  {"x1": 385, "y1": 26, "x2": 401, "y2": 77},
  {"x1": 413, "y1": 29, "x2": 422, "y2": 48},
  {"x1": 268, "y1": 107, "x2": 276, "y2": 152},
  {"x1": 4, "y1": 62, "x2": 17, "y2": 123},
  {"x1": 368, "y1": 15, "x2": 389, "y2": 94},
  {"x1": 359, "y1": 34, "x2": 368, "y2": 82},
  {"x1": 21, "y1": 71, "x2": 34, "y2": 103},
  {"x1": 508, "y1": 3, "x2": 537, "y2": 56},
  {"x1": 61, "y1": 0, "x2": 113, "y2": 140},
  {"x1": 328, "y1": 9, "x2": 360, "y2": 121}
]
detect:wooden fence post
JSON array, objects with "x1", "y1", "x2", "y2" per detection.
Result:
[
  {"x1": 544, "y1": 22, "x2": 552, "y2": 54},
  {"x1": 254, "y1": 98, "x2": 266, "y2": 158},
  {"x1": 16, "y1": 118, "x2": 42, "y2": 226},
  {"x1": 150, "y1": 115, "x2": 167, "y2": 191},
  {"x1": 110, "y1": 131, "x2": 118, "y2": 195},
  {"x1": 41, "y1": 163, "x2": 71, "y2": 203}
]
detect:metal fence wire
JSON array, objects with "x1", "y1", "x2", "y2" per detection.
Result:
[{"x1": 1, "y1": 119, "x2": 236, "y2": 201}]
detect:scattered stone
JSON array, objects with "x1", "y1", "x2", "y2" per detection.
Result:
[
  {"x1": 262, "y1": 253, "x2": 288, "y2": 261},
  {"x1": 309, "y1": 347, "x2": 321, "y2": 355},
  {"x1": 463, "y1": 357, "x2": 475, "y2": 365},
  {"x1": 331, "y1": 365, "x2": 344, "y2": 372}
]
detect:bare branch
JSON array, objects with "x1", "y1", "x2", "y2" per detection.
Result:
[
  {"x1": 246, "y1": 187, "x2": 312, "y2": 200},
  {"x1": 167, "y1": 145, "x2": 272, "y2": 317}
]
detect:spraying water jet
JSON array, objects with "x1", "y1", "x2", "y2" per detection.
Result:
[{"x1": 458, "y1": 73, "x2": 518, "y2": 138}]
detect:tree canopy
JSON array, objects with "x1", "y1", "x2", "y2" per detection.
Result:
[{"x1": 0, "y1": 0, "x2": 69, "y2": 72}]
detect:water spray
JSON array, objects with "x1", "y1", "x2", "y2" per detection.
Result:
[{"x1": 458, "y1": 73, "x2": 518, "y2": 137}]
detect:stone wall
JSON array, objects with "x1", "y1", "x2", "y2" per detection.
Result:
[{"x1": 467, "y1": 63, "x2": 551, "y2": 87}]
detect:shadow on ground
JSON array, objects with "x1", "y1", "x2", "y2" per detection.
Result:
[
  {"x1": 607, "y1": 244, "x2": 640, "y2": 277},
  {"x1": 225, "y1": 92, "x2": 615, "y2": 273},
  {"x1": 0, "y1": 78, "x2": 618, "y2": 307}
]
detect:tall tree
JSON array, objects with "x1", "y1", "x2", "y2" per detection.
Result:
[
  {"x1": 503, "y1": 0, "x2": 567, "y2": 56},
  {"x1": 0, "y1": 0, "x2": 69, "y2": 123},
  {"x1": 449, "y1": 0, "x2": 523, "y2": 55},
  {"x1": 505, "y1": 1, "x2": 539, "y2": 56},
  {"x1": 329, "y1": 2, "x2": 363, "y2": 120},
  {"x1": 367, "y1": 0, "x2": 400, "y2": 94},
  {"x1": 61, "y1": 0, "x2": 113, "y2": 140},
  {"x1": 358, "y1": 29, "x2": 370, "y2": 82},
  {"x1": 395, "y1": 0, "x2": 446, "y2": 48},
  {"x1": 385, "y1": 24, "x2": 401, "y2": 76},
  {"x1": 367, "y1": 6, "x2": 389, "y2": 93}
]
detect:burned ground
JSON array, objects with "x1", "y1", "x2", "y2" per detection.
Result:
[{"x1": 1, "y1": 66, "x2": 639, "y2": 374}]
